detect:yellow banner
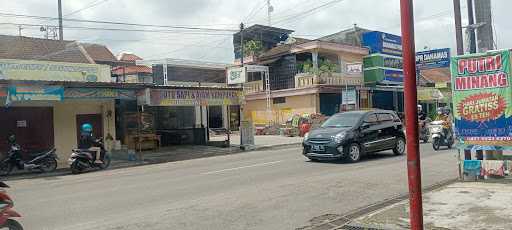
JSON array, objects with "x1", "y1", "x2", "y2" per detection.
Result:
[{"x1": 0, "y1": 59, "x2": 111, "y2": 82}]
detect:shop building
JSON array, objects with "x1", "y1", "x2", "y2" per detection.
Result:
[
  {"x1": 0, "y1": 35, "x2": 136, "y2": 166},
  {"x1": 133, "y1": 58, "x2": 242, "y2": 147}
]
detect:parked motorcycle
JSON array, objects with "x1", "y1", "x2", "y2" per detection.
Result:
[
  {"x1": 0, "y1": 182, "x2": 23, "y2": 230},
  {"x1": 0, "y1": 142, "x2": 58, "y2": 176},
  {"x1": 68, "y1": 139, "x2": 111, "y2": 174},
  {"x1": 419, "y1": 118, "x2": 431, "y2": 143},
  {"x1": 430, "y1": 120, "x2": 454, "y2": 150}
]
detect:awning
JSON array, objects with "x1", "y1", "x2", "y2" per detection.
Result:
[{"x1": 258, "y1": 57, "x2": 280, "y2": 65}]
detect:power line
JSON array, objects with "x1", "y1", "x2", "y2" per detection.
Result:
[
  {"x1": 64, "y1": 0, "x2": 109, "y2": 17},
  {"x1": 0, "y1": 22, "x2": 233, "y2": 35},
  {"x1": 0, "y1": 12, "x2": 238, "y2": 32},
  {"x1": 273, "y1": 0, "x2": 346, "y2": 25}
]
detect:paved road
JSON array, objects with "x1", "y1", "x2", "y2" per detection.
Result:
[{"x1": 7, "y1": 144, "x2": 458, "y2": 230}]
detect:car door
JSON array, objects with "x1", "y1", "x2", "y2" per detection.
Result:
[
  {"x1": 376, "y1": 112, "x2": 398, "y2": 150},
  {"x1": 360, "y1": 113, "x2": 380, "y2": 152}
]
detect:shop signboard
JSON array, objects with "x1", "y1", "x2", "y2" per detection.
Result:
[
  {"x1": 345, "y1": 63, "x2": 363, "y2": 74},
  {"x1": 383, "y1": 69, "x2": 404, "y2": 83},
  {"x1": 416, "y1": 48, "x2": 451, "y2": 70},
  {"x1": 363, "y1": 54, "x2": 402, "y2": 69},
  {"x1": 6, "y1": 85, "x2": 64, "y2": 103},
  {"x1": 342, "y1": 89, "x2": 357, "y2": 105},
  {"x1": 451, "y1": 50, "x2": 512, "y2": 146},
  {"x1": 65, "y1": 88, "x2": 136, "y2": 99},
  {"x1": 149, "y1": 89, "x2": 241, "y2": 106},
  {"x1": 227, "y1": 66, "x2": 246, "y2": 84},
  {"x1": 417, "y1": 88, "x2": 444, "y2": 101},
  {"x1": 362, "y1": 31, "x2": 402, "y2": 57},
  {"x1": 0, "y1": 59, "x2": 111, "y2": 82}
]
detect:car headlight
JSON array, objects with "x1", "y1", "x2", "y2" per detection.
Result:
[
  {"x1": 333, "y1": 132, "x2": 346, "y2": 144},
  {"x1": 303, "y1": 132, "x2": 309, "y2": 142}
]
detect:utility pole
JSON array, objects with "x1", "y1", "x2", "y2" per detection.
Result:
[
  {"x1": 239, "y1": 22, "x2": 245, "y2": 150},
  {"x1": 267, "y1": 0, "x2": 273, "y2": 26},
  {"x1": 467, "y1": 0, "x2": 477, "y2": 53},
  {"x1": 453, "y1": 0, "x2": 464, "y2": 55},
  {"x1": 18, "y1": 26, "x2": 23, "y2": 36},
  {"x1": 58, "y1": 0, "x2": 64, "y2": 40},
  {"x1": 400, "y1": 0, "x2": 424, "y2": 229}
]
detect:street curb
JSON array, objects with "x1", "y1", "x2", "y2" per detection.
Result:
[
  {"x1": 2, "y1": 143, "x2": 301, "y2": 181},
  {"x1": 306, "y1": 178, "x2": 459, "y2": 230}
]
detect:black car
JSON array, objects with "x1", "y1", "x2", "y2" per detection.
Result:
[{"x1": 303, "y1": 110, "x2": 405, "y2": 163}]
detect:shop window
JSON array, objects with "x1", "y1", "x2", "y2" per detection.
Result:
[{"x1": 273, "y1": 97, "x2": 286, "y2": 104}]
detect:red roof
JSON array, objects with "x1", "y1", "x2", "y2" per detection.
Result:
[
  {"x1": 112, "y1": 65, "x2": 152, "y2": 75},
  {"x1": 420, "y1": 68, "x2": 451, "y2": 83},
  {"x1": 119, "y1": 53, "x2": 143, "y2": 62}
]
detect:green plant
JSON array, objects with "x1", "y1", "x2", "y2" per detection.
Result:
[
  {"x1": 318, "y1": 59, "x2": 337, "y2": 74},
  {"x1": 243, "y1": 40, "x2": 263, "y2": 56},
  {"x1": 302, "y1": 59, "x2": 313, "y2": 73}
]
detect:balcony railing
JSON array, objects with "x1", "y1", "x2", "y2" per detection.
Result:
[
  {"x1": 295, "y1": 72, "x2": 363, "y2": 88},
  {"x1": 244, "y1": 80, "x2": 264, "y2": 94}
]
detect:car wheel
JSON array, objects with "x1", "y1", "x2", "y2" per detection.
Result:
[
  {"x1": 345, "y1": 143, "x2": 361, "y2": 163},
  {"x1": 393, "y1": 137, "x2": 406, "y2": 155}
]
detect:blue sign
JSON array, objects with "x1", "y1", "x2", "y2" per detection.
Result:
[
  {"x1": 362, "y1": 31, "x2": 402, "y2": 57},
  {"x1": 6, "y1": 85, "x2": 64, "y2": 104},
  {"x1": 383, "y1": 69, "x2": 404, "y2": 84},
  {"x1": 416, "y1": 48, "x2": 451, "y2": 70}
]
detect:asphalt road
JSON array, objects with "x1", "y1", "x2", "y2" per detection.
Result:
[{"x1": 7, "y1": 144, "x2": 458, "y2": 230}]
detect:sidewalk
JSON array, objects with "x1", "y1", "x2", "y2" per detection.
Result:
[
  {"x1": 212, "y1": 134, "x2": 303, "y2": 148},
  {"x1": 343, "y1": 181, "x2": 512, "y2": 230}
]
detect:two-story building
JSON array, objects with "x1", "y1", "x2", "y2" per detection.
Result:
[{"x1": 233, "y1": 25, "x2": 369, "y2": 125}]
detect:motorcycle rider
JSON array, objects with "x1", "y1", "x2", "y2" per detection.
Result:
[
  {"x1": 78, "y1": 123, "x2": 103, "y2": 164},
  {"x1": 6, "y1": 135, "x2": 23, "y2": 169},
  {"x1": 418, "y1": 105, "x2": 428, "y2": 131},
  {"x1": 436, "y1": 107, "x2": 453, "y2": 138}
]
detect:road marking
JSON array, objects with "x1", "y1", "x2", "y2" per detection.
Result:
[{"x1": 201, "y1": 160, "x2": 283, "y2": 175}]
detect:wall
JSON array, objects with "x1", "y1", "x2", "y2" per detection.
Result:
[
  {"x1": 53, "y1": 100, "x2": 116, "y2": 167},
  {"x1": 245, "y1": 94, "x2": 318, "y2": 125}
]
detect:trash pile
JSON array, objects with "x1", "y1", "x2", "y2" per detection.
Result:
[{"x1": 281, "y1": 113, "x2": 328, "y2": 137}]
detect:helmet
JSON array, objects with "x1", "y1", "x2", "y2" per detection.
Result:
[
  {"x1": 417, "y1": 105, "x2": 422, "y2": 112},
  {"x1": 81, "y1": 123, "x2": 93, "y2": 133},
  {"x1": 437, "y1": 107, "x2": 444, "y2": 115},
  {"x1": 7, "y1": 134, "x2": 16, "y2": 144}
]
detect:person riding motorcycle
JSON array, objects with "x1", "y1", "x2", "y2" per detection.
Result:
[
  {"x1": 435, "y1": 107, "x2": 453, "y2": 138},
  {"x1": 418, "y1": 105, "x2": 428, "y2": 129},
  {"x1": 6, "y1": 135, "x2": 23, "y2": 169},
  {"x1": 78, "y1": 124, "x2": 103, "y2": 164}
]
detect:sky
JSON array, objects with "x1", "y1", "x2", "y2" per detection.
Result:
[{"x1": 0, "y1": 0, "x2": 511, "y2": 63}]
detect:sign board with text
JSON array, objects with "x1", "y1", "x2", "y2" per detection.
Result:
[
  {"x1": 0, "y1": 59, "x2": 111, "y2": 82},
  {"x1": 227, "y1": 66, "x2": 246, "y2": 84},
  {"x1": 451, "y1": 50, "x2": 512, "y2": 146},
  {"x1": 6, "y1": 85, "x2": 64, "y2": 104},
  {"x1": 416, "y1": 48, "x2": 451, "y2": 70},
  {"x1": 362, "y1": 31, "x2": 402, "y2": 57},
  {"x1": 149, "y1": 89, "x2": 241, "y2": 106},
  {"x1": 342, "y1": 89, "x2": 357, "y2": 105}
]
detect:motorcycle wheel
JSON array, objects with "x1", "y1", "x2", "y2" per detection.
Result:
[
  {"x1": 98, "y1": 154, "x2": 111, "y2": 170},
  {"x1": 0, "y1": 162, "x2": 13, "y2": 176},
  {"x1": 3, "y1": 219, "x2": 24, "y2": 230},
  {"x1": 40, "y1": 158, "x2": 58, "y2": 173},
  {"x1": 432, "y1": 138, "x2": 440, "y2": 151},
  {"x1": 70, "y1": 161, "x2": 83, "y2": 174}
]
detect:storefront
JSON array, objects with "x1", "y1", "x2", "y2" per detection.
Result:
[
  {"x1": 137, "y1": 87, "x2": 242, "y2": 146},
  {"x1": 0, "y1": 58, "x2": 124, "y2": 166}
]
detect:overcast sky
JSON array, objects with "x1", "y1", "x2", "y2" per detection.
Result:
[{"x1": 1, "y1": 0, "x2": 510, "y2": 63}]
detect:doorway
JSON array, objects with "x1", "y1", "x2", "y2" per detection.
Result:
[
  {"x1": 76, "y1": 114, "x2": 103, "y2": 143},
  {"x1": 208, "y1": 106, "x2": 223, "y2": 129}
]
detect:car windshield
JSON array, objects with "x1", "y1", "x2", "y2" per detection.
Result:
[{"x1": 321, "y1": 113, "x2": 362, "y2": 128}]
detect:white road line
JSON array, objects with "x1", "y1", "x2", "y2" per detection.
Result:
[{"x1": 201, "y1": 160, "x2": 284, "y2": 175}]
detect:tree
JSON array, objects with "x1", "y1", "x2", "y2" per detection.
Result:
[{"x1": 243, "y1": 40, "x2": 263, "y2": 57}]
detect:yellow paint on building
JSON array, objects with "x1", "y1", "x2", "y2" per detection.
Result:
[
  {"x1": 245, "y1": 94, "x2": 318, "y2": 125},
  {"x1": 53, "y1": 100, "x2": 116, "y2": 167}
]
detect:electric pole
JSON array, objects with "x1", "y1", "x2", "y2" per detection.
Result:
[
  {"x1": 267, "y1": 0, "x2": 273, "y2": 26},
  {"x1": 400, "y1": 0, "x2": 424, "y2": 229},
  {"x1": 467, "y1": 0, "x2": 477, "y2": 53},
  {"x1": 453, "y1": 0, "x2": 464, "y2": 55},
  {"x1": 58, "y1": 0, "x2": 64, "y2": 40},
  {"x1": 239, "y1": 22, "x2": 245, "y2": 150}
]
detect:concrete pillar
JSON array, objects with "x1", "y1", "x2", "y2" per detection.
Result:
[
  {"x1": 195, "y1": 106, "x2": 201, "y2": 127},
  {"x1": 312, "y1": 50, "x2": 319, "y2": 73},
  {"x1": 222, "y1": 105, "x2": 229, "y2": 129}
]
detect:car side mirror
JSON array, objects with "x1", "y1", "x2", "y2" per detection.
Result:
[{"x1": 361, "y1": 122, "x2": 371, "y2": 129}]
